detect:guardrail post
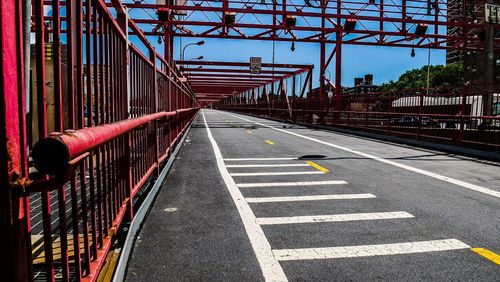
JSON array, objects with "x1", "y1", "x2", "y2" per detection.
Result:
[
  {"x1": 418, "y1": 92, "x2": 424, "y2": 140},
  {"x1": 459, "y1": 88, "x2": 467, "y2": 146},
  {"x1": 0, "y1": 0, "x2": 33, "y2": 280}
]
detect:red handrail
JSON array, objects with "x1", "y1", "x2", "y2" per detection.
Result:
[{"x1": 32, "y1": 108, "x2": 198, "y2": 175}]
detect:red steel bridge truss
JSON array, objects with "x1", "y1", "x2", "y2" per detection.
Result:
[
  {"x1": 0, "y1": 0, "x2": 498, "y2": 282},
  {"x1": 120, "y1": 0, "x2": 496, "y2": 103}
]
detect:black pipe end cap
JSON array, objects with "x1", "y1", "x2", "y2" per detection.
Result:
[{"x1": 32, "y1": 137, "x2": 70, "y2": 175}]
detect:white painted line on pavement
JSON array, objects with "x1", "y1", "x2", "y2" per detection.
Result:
[
  {"x1": 226, "y1": 164, "x2": 309, "y2": 168},
  {"x1": 221, "y1": 112, "x2": 500, "y2": 199},
  {"x1": 246, "y1": 193, "x2": 376, "y2": 203},
  {"x1": 238, "y1": 180, "x2": 348, "y2": 188},
  {"x1": 256, "y1": 211, "x2": 414, "y2": 225},
  {"x1": 230, "y1": 171, "x2": 324, "y2": 177},
  {"x1": 224, "y1": 157, "x2": 298, "y2": 161},
  {"x1": 273, "y1": 239, "x2": 470, "y2": 261},
  {"x1": 201, "y1": 110, "x2": 288, "y2": 281}
]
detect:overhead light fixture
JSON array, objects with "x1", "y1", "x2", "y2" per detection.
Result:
[
  {"x1": 224, "y1": 12, "x2": 236, "y2": 26},
  {"x1": 196, "y1": 40, "x2": 205, "y2": 46},
  {"x1": 414, "y1": 23, "x2": 428, "y2": 37},
  {"x1": 285, "y1": 15, "x2": 297, "y2": 29},
  {"x1": 344, "y1": 17, "x2": 357, "y2": 32},
  {"x1": 158, "y1": 36, "x2": 162, "y2": 44},
  {"x1": 157, "y1": 0, "x2": 169, "y2": 21},
  {"x1": 411, "y1": 48, "x2": 416, "y2": 57},
  {"x1": 291, "y1": 41, "x2": 295, "y2": 52}
]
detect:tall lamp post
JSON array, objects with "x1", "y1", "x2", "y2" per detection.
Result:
[{"x1": 181, "y1": 40, "x2": 205, "y2": 61}]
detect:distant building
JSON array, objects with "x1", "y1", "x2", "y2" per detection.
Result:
[{"x1": 343, "y1": 74, "x2": 380, "y2": 94}]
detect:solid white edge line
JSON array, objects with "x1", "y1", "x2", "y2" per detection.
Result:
[
  {"x1": 238, "y1": 180, "x2": 348, "y2": 188},
  {"x1": 230, "y1": 171, "x2": 324, "y2": 176},
  {"x1": 226, "y1": 164, "x2": 310, "y2": 168},
  {"x1": 273, "y1": 239, "x2": 471, "y2": 261},
  {"x1": 256, "y1": 211, "x2": 414, "y2": 225},
  {"x1": 220, "y1": 111, "x2": 500, "y2": 199},
  {"x1": 201, "y1": 110, "x2": 288, "y2": 281},
  {"x1": 245, "y1": 193, "x2": 377, "y2": 203}
]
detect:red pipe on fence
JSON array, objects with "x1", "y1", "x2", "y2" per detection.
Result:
[{"x1": 32, "y1": 108, "x2": 198, "y2": 175}]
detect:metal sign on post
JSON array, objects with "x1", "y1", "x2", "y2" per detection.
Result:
[
  {"x1": 250, "y1": 57, "x2": 262, "y2": 74},
  {"x1": 485, "y1": 4, "x2": 500, "y2": 24}
]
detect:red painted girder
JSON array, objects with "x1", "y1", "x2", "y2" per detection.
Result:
[
  {"x1": 171, "y1": 33, "x2": 482, "y2": 50},
  {"x1": 187, "y1": 73, "x2": 283, "y2": 79},
  {"x1": 151, "y1": 5, "x2": 482, "y2": 29},
  {"x1": 177, "y1": 60, "x2": 312, "y2": 69},
  {"x1": 181, "y1": 68, "x2": 296, "y2": 74}
]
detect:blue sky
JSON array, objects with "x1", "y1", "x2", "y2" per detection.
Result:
[{"x1": 168, "y1": 37, "x2": 447, "y2": 87}]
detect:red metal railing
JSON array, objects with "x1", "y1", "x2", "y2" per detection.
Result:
[{"x1": 0, "y1": 0, "x2": 199, "y2": 281}]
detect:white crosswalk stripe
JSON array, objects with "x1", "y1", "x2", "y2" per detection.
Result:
[
  {"x1": 230, "y1": 171, "x2": 324, "y2": 176},
  {"x1": 245, "y1": 193, "x2": 376, "y2": 203},
  {"x1": 256, "y1": 211, "x2": 414, "y2": 225},
  {"x1": 273, "y1": 239, "x2": 471, "y2": 261},
  {"x1": 237, "y1": 180, "x2": 348, "y2": 188},
  {"x1": 226, "y1": 164, "x2": 309, "y2": 168}
]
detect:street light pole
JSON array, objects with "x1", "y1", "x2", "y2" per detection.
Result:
[
  {"x1": 426, "y1": 48, "x2": 431, "y2": 96},
  {"x1": 181, "y1": 40, "x2": 205, "y2": 61}
]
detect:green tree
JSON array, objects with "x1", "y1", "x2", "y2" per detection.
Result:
[{"x1": 379, "y1": 64, "x2": 464, "y2": 96}]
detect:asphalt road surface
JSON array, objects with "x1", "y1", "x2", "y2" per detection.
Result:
[{"x1": 126, "y1": 109, "x2": 500, "y2": 281}]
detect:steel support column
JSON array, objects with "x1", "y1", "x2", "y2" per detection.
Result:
[
  {"x1": 0, "y1": 0, "x2": 32, "y2": 280},
  {"x1": 319, "y1": 0, "x2": 327, "y2": 112},
  {"x1": 483, "y1": 0, "x2": 495, "y2": 119},
  {"x1": 334, "y1": 0, "x2": 343, "y2": 120}
]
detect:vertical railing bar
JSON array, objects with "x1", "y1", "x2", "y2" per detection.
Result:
[
  {"x1": 97, "y1": 9, "x2": 109, "y2": 237},
  {"x1": 114, "y1": 32, "x2": 121, "y2": 216},
  {"x1": 104, "y1": 20, "x2": 113, "y2": 222},
  {"x1": 69, "y1": 170, "x2": 82, "y2": 279},
  {"x1": 75, "y1": 0, "x2": 86, "y2": 276},
  {"x1": 86, "y1": 0, "x2": 98, "y2": 258},
  {"x1": 95, "y1": 147, "x2": 104, "y2": 245},
  {"x1": 79, "y1": 161, "x2": 91, "y2": 275},
  {"x1": 107, "y1": 23, "x2": 116, "y2": 217},
  {"x1": 34, "y1": 0, "x2": 55, "y2": 280},
  {"x1": 57, "y1": 182, "x2": 70, "y2": 281},
  {"x1": 111, "y1": 29, "x2": 118, "y2": 219}
]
